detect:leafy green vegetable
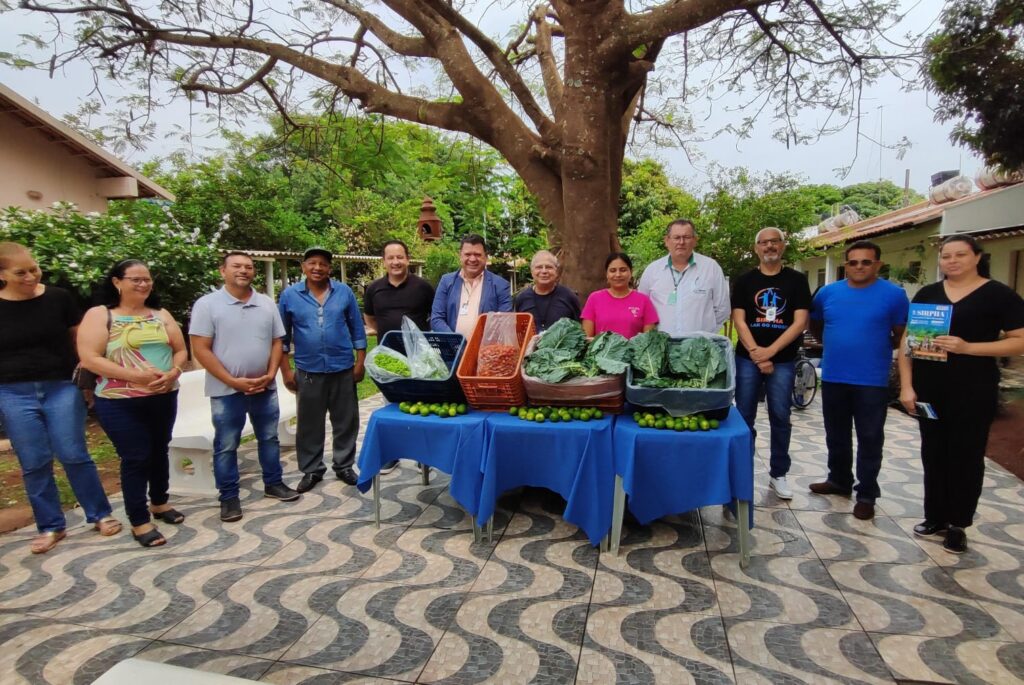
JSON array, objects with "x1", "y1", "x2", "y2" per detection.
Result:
[
  {"x1": 536, "y1": 318, "x2": 587, "y2": 357},
  {"x1": 668, "y1": 337, "x2": 728, "y2": 388},
  {"x1": 584, "y1": 332, "x2": 632, "y2": 375},
  {"x1": 523, "y1": 347, "x2": 589, "y2": 383},
  {"x1": 628, "y1": 330, "x2": 670, "y2": 380}
]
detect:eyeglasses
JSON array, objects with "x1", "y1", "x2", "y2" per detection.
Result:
[
  {"x1": 668, "y1": 235, "x2": 696, "y2": 242},
  {"x1": 845, "y1": 259, "x2": 876, "y2": 268},
  {"x1": 757, "y1": 238, "x2": 783, "y2": 246},
  {"x1": 122, "y1": 277, "x2": 153, "y2": 285}
]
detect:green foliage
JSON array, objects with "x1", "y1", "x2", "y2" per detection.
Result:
[
  {"x1": 628, "y1": 330, "x2": 670, "y2": 381},
  {"x1": 422, "y1": 239, "x2": 461, "y2": 285},
  {"x1": 668, "y1": 337, "x2": 728, "y2": 388},
  {"x1": 925, "y1": 0, "x2": 1024, "y2": 169},
  {"x1": 618, "y1": 159, "x2": 700, "y2": 240},
  {"x1": 583, "y1": 332, "x2": 632, "y2": 375},
  {"x1": 536, "y1": 318, "x2": 587, "y2": 357},
  {"x1": 0, "y1": 202, "x2": 221, "y2": 321}
]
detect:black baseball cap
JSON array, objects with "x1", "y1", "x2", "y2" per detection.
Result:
[{"x1": 303, "y1": 247, "x2": 333, "y2": 261}]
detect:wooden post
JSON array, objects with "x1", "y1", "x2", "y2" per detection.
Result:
[{"x1": 264, "y1": 260, "x2": 275, "y2": 299}]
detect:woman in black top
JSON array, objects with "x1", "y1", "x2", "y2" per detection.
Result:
[
  {"x1": 898, "y1": 235, "x2": 1024, "y2": 554},
  {"x1": 513, "y1": 250, "x2": 581, "y2": 332},
  {"x1": 0, "y1": 242, "x2": 121, "y2": 554}
]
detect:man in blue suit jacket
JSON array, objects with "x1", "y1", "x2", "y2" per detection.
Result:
[{"x1": 430, "y1": 234, "x2": 512, "y2": 335}]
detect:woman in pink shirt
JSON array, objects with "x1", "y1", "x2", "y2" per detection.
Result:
[{"x1": 581, "y1": 253, "x2": 659, "y2": 339}]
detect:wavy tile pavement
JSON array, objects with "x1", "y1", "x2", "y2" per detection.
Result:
[{"x1": 0, "y1": 393, "x2": 1023, "y2": 683}]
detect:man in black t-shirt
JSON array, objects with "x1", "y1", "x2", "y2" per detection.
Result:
[
  {"x1": 363, "y1": 240, "x2": 435, "y2": 339},
  {"x1": 363, "y1": 239, "x2": 435, "y2": 473},
  {"x1": 730, "y1": 227, "x2": 812, "y2": 501}
]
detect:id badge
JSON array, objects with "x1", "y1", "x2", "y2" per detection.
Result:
[
  {"x1": 765, "y1": 306, "x2": 777, "y2": 322},
  {"x1": 459, "y1": 302, "x2": 469, "y2": 315},
  {"x1": 668, "y1": 291, "x2": 677, "y2": 305}
]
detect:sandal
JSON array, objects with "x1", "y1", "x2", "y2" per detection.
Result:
[
  {"x1": 93, "y1": 517, "x2": 123, "y2": 536},
  {"x1": 131, "y1": 526, "x2": 166, "y2": 548},
  {"x1": 30, "y1": 530, "x2": 66, "y2": 555},
  {"x1": 151, "y1": 508, "x2": 185, "y2": 525}
]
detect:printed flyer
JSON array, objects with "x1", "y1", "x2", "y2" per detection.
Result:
[{"x1": 906, "y1": 303, "x2": 952, "y2": 361}]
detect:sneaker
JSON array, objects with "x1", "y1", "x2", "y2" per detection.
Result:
[
  {"x1": 809, "y1": 481, "x2": 853, "y2": 497},
  {"x1": 264, "y1": 482, "x2": 300, "y2": 501},
  {"x1": 913, "y1": 520, "x2": 948, "y2": 537},
  {"x1": 853, "y1": 501, "x2": 875, "y2": 520},
  {"x1": 336, "y1": 467, "x2": 358, "y2": 486},
  {"x1": 769, "y1": 476, "x2": 793, "y2": 500},
  {"x1": 220, "y1": 497, "x2": 243, "y2": 522},
  {"x1": 943, "y1": 526, "x2": 968, "y2": 554},
  {"x1": 379, "y1": 460, "x2": 400, "y2": 475}
]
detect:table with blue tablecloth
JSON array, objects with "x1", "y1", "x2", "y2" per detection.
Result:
[
  {"x1": 356, "y1": 404, "x2": 489, "y2": 527},
  {"x1": 477, "y1": 413, "x2": 615, "y2": 546},
  {"x1": 611, "y1": 408, "x2": 754, "y2": 565}
]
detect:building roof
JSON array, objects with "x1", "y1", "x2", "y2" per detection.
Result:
[
  {"x1": 0, "y1": 82, "x2": 174, "y2": 201},
  {"x1": 809, "y1": 182, "x2": 1022, "y2": 248},
  {"x1": 240, "y1": 249, "x2": 424, "y2": 265}
]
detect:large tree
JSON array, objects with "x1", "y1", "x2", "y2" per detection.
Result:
[
  {"x1": 925, "y1": 0, "x2": 1024, "y2": 170},
  {"x1": 6, "y1": 0, "x2": 912, "y2": 294}
]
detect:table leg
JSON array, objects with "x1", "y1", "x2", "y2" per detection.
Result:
[
  {"x1": 373, "y1": 475, "x2": 381, "y2": 528},
  {"x1": 737, "y1": 499, "x2": 751, "y2": 568},
  {"x1": 610, "y1": 475, "x2": 626, "y2": 556},
  {"x1": 473, "y1": 518, "x2": 482, "y2": 544},
  {"x1": 486, "y1": 516, "x2": 493, "y2": 544},
  {"x1": 420, "y1": 462, "x2": 430, "y2": 485}
]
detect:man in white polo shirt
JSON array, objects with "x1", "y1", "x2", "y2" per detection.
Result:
[
  {"x1": 638, "y1": 219, "x2": 731, "y2": 335},
  {"x1": 190, "y1": 251, "x2": 300, "y2": 523}
]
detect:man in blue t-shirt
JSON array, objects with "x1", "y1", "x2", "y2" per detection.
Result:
[{"x1": 809, "y1": 240, "x2": 909, "y2": 520}]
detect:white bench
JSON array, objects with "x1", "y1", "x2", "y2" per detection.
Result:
[
  {"x1": 94, "y1": 658, "x2": 259, "y2": 684},
  {"x1": 168, "y1": 369, "x2": 297, "y2": 497}
]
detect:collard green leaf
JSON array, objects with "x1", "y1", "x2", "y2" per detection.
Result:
[
  {"x1": 535, "y1": 318, "x2": 586, "y2": 357},
  {"x1": 584, "y1": 332, "x2": 631, "y2": 375},
  {"x1": 524, "y1": 347, "x2": 584, "y2": 383},
  {"x1": 668, "y1": 337, "x2": 728, "y2": 388},
  {"x1": 628, "y1": 330, "x2": 670, "y2": 379}
]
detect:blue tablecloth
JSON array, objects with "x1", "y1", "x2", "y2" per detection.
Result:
[
  {"x1": 612, "y1": 408, "x2": 754, "y2": 524},
  {"x1": 356, "y1": 404, "x2": 488, "y2": 516},
  {"x1": 478, "y1": 413, "x2": 615, "y2": 545}
]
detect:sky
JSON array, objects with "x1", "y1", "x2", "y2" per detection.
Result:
[{"x1": 0, "y1": 0, "x2": 984, "y2": 195}]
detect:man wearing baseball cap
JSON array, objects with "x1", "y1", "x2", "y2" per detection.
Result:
[{"x1": 278, "y1": 247, "x2": 367, "y2": 492}]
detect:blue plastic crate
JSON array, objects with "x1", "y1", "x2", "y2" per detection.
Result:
[
  {"x1": 625, "y1": 333, "x2": 735, "y2": 420},
  {"x1": 373, "y1": 331, "x2": 467, "y2": 404}
]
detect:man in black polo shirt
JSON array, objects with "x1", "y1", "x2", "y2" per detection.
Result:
[{"x1": 363, "y1": 239, "x2": 435, "y2": 473}]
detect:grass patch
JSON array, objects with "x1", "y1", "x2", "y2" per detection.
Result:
[{"x1": 357, "y1": 335, "x2": 381, "y2": 401}]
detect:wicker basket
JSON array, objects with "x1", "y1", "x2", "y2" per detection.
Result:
[
  {"x1": 456, "y1": 312, "x2": 535, "y2": 410},
  {"x1": 372, "y1": 331, "x2": 467, "y2": 404},
  {"x1": 521, "y1": 335, "x2": 625, "y2": 412}
]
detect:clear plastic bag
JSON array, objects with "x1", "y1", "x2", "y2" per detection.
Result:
[
  {"x1": 477, "y1": 312, "x2": 520, "y2": 377},
  {"x1": 365, "y1": 345, "x2": 413, "y2": 383},
  {"x1": 401, "y1": 316, "x2": 447, "y2": 380}
]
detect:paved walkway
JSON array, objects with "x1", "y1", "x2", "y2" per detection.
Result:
[{"x1": 1, "y1": 395, "x2": 1022, "y2": 684}]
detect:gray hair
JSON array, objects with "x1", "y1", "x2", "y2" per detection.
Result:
[
  {"x1": 755, "y1": 227, "x2": 786, "y2": 243},
  {"x1": 665, "y1": 219, "x2": 696, "y2": 237},
  {"x1": 531, "y1": 250, "x2": 559, "y2": 269}
]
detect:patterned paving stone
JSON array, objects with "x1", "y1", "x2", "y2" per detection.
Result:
[{"x1": 2, "y1": 396, "x2": 1023, "y2": 684}]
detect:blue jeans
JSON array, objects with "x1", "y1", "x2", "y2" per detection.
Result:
[
  {"x1": 94, "y1": 392, "x2": 177, "y2": 527},
  {"x1": 734, "y1": 356, "x2": 796, "y2": 478},
  {"x1": 211, "y1": 389, "x2": 284, "y2": 501},
  {"x1": 0, "y1": 381, "x2": 112, "y2": 532},
  {"x1": 821, "y1": 381, "x2": 890, "y2": 503}
]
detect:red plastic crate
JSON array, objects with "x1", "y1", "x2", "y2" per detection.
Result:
[{"x1": 456, "y1": 312, "x2": 535, "y2": 410}]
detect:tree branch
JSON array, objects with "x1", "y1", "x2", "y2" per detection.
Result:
[
  {"x1": 181, "y1": 57, "x2": 277, "y2": 95},
  {"x1": 320, "y1": 0, "x2": 434, "y2": 57},
  {"x1": 620, "y1": 0, "x2": 747, "y2": 51},
  {"x1": 532, "y1": 5, "x2": 564, "y2": 120}
]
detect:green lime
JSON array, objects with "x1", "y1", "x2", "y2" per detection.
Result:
[
  {"x1": 508, "y1": 406, "x2": 518, "y2": 415},
  {"x1": 457, "y1": 403, "x2": 467, "y2": 414},
  {"x1": 700, "y1": 420, "x2": 710, "y2": 431},
  {"x1": 535, "y1": 414, "x2": 545, "y2": 423},
  {"x1": 419, "y1": 406, "x2": 430, "y2": 417},
  {"x1": 448, "y1": 408, "x2": 457, "y2": 417},
  {"x1": 593, "y1": 410, "x2": 603, "y2": 419},
  {"x1": 709, "y1": 419, "x2": 719, "y2": 429},
  {"x1": 550, "y1": 414, "x2": 560, "y2": 423}
]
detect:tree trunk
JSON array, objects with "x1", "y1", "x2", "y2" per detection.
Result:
[{"x1": 546, "y1": 20, "x2": 627, "y2": 300}]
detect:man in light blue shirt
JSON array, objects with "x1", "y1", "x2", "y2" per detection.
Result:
[
  {"x1": 279, "y1": 247, "x2": 367, "y2": 493},
  {"x1": 638, "y1": 219, "x2": 731, "y2": 335},
  {"x1": 190, "y1": 251, "x2": 300, "y2": 523}
]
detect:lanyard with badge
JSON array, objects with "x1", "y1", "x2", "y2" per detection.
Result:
[
  {"x1": 668, "y1": 262, "x2": 685, "y2": 305},
  {"x1": 460, "y1": 277, "x2": 478, "y2": 316}
]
